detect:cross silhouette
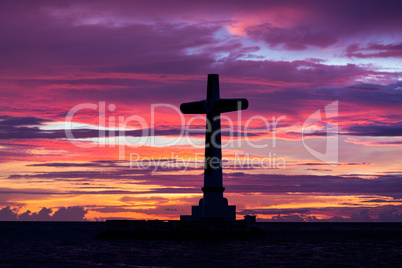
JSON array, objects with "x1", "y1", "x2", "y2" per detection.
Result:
[{"x1": 180, "y1": 74, "x2": 248, "y2": 220}]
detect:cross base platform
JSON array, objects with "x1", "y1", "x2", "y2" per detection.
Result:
[{"x1": 96, "y1": 216, "x2": 262, "y2": 239}]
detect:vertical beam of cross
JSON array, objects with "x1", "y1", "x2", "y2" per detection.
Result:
[{"x1": 204, "y1": 74, "x2": 222, "y2": 190}]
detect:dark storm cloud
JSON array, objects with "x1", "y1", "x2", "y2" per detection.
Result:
[
  {"x1": 362, "y1": 199, "x2": 402, "y2": 203},
  {"x1": 345, "y1": 84, "x2": 383, "y2": 91},
  {"x1": 346, "y1": 43, "x2": 402, "y2": 58},
  {"x1": 0, "y1": 116, "x2": 49, "y2": 126},
  {"x1": 346, "y1": 122, "x2": 402, "y2": 137}
]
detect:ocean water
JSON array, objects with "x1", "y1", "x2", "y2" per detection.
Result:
[{"x1": 0, "y1": 222, "x2": 401, "y2": 267}]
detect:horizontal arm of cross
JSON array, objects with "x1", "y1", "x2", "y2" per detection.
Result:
[{"x1": 180, "y1": 98, "x2": 248, "y2": 114}]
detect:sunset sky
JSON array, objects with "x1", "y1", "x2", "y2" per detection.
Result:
[{"x1": 1, "y1": 0, "x2": 402, "y2": 221}]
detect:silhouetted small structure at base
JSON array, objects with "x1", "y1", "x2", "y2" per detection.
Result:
[
  {"x1": 98, "y1": 74, "x2": 263, "y2": 239},
  {"x1": 97, "y1": 216, "x2": 263, "y2": 239}
]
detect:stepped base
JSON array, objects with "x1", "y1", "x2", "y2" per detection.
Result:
[{"x1": 180, "y1": 196, "x2": 236, "y2": 221}]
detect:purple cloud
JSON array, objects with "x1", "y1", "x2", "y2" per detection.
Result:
[
  {"x1": 1, "y1": 206, "x2": 88, "y2": 221},
  {"x1": 346, "y1": 43, "x2": 402, "y2": 58},
  {"x1": 346, "y1": 122, "x2": 402, "y2": 137},
  {"x1": 52, "y1": 206, "x2": 88, "y2": 221},
  {"x1": 246, "y1": 23, "x2": 337, "y2": 50},
  {"x1": 0, "y1": 206, "x2": 19, "y2": 221}
]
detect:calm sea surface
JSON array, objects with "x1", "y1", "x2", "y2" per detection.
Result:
[{"x1": 0, "y1": 222, "x2": 401, "y2": 267}]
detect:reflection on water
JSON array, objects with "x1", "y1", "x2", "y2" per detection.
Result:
[{"x1": 0, "y1": 222, "x2": 401, "y2": 267}]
